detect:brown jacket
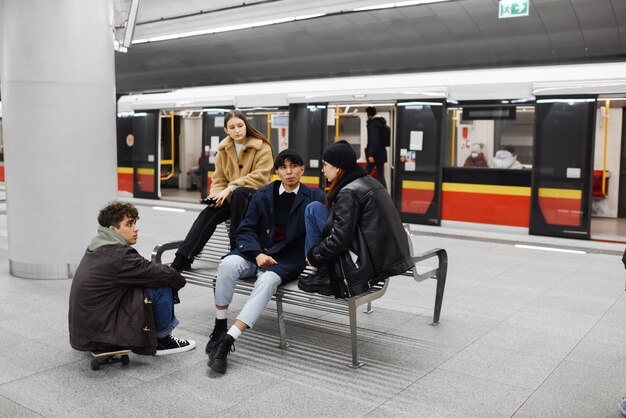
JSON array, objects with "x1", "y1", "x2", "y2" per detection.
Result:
[
  {"x1": 210, "y1": 136, "x2": 273, "y2": 196},
  {"x1": 68, "y1": 233, "x2": 185, "y2": 353}
]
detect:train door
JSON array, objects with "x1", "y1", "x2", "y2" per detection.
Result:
[
  {"x1": 530, "y1": 97, "x2": 596, "y2": 239},
  {"x1": 326, "y1": 104, "x2": 394, "y2": 192},
  {"x1": 160, "y1": 112, "x2": 181, "y2": 193},
  {"x1": 131, "y1": 110, "x2": 159, "y2": 199},
  {"x1": 201, "y1": 109, "x2": 230, "y2": 199},
  {"x1": 394, "y1": 100, "x2": 445, "y2": 225},
  {"x1": 589, "y1": 97, "x2": 626, "y2": 240},
  {"x1": 288, "y1": 103, "x2": 327, "y2": 188}
]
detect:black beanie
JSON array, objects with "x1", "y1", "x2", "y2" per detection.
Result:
[{"x1": 322, "y1": 140, "x2": 357, "y2": 170}]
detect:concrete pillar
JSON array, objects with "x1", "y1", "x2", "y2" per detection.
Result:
[{"x1": 1, "y1": 0, "x2": 117, "y2": 278}]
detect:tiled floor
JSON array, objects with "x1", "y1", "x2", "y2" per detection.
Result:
[{"x1": 1, "y1": 200, "x2": 626, "y2": 417}]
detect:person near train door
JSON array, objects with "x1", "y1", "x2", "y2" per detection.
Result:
[
  {"x1": 68, "y1": 201, "x2": 196, "y2": 356},
  {"x1": 206, "y1": 149, "x2": 324, "y2": 374},
  {"x1": 171, "y1": 109, "x2": 274, "y2": 273},
  {"x1": 364, "y1": 106, "x2": 388, "y2": 189}
]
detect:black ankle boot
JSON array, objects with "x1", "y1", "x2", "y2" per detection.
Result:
[
  {"x1": 205, "y1": 319, "x2": 227, "y2": 355},
  {"x1": 171, "y1": 255, "x2": 192, "y2": 272},
  {"x1": 208, "y1": 334, "x2": 235, "y2": 374},
  {"x1": 298, "y1": 266, "x2": 332, "y2": 296}
]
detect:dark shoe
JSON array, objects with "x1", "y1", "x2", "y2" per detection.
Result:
[
  {"x1": 171, "y1": 255, "x2": 192, "y2": 272},
  {"x1": 208, "y1": 335, "x2": 235, "y2": 374},
  {"x1": 205, "y1": 320, "x2": 228, "y2": 355},
  {"x1": 298, "y1": 269, "x2": 332, "y2": 296},
  {"x1": 155, "y1": 334, "x2": 197, "y2": 356}
]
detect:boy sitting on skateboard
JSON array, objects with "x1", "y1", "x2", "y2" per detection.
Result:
[{"x1": 68, "y1": 202, "x2": 196, "y2": 356}]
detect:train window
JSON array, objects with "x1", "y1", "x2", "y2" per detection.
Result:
[
  {"x1": 444, "y1": 105, "x2": 534, "y2": 169},
  {"x1": 239, "y1": 109, "x2": 290, "y2": 152}
]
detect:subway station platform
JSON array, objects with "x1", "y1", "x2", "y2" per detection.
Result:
[{"x1": 1, "y1": 198, "x2": 625, "y2": 417}]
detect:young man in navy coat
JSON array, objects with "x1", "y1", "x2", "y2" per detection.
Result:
[{"x1": 206, "y1": 149, "x2": 324, "y2": 374}]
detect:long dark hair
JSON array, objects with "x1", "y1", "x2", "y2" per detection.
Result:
[
  {"x1": 224, "y1": 109, "x2": 272, "y2": 148},
  {"x1": 324, "y1": 169, "x2": 345, "y2": 208}
]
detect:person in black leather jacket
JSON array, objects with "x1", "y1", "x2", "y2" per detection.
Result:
[{"x1": 299, "y1": 140, "x2": 413, "y2": 298}]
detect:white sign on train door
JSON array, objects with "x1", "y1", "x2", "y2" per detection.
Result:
[{"x1": 498, "y1": 0, "x2": 529, "y2": 19}]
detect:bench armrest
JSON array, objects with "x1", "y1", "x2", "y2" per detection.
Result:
[
  {"x1": 151, "y1": 240, "x2": 184, "y2": 264},
  {"x1": 411, "y1": 248, "x2": 448, "y2": 282}
]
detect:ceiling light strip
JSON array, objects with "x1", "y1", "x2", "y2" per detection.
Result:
[
  {"x1": 353, "y1": 0, "x2": 449, "y2": 11},
  {"x1": 133, "y1": 13, "x2": 326, "y2": 44}
]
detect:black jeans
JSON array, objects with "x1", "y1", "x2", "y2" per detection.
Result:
[
  {"x1": 365, "y1": 162, "x2": 387, "y2": 189},
  {"x1": 176, "y1": 187, "x2": 255, "y2": 261}
]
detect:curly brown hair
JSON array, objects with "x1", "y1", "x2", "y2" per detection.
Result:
[{"x1": 97, "y1": 201, "x2": 139, "y2": 228}]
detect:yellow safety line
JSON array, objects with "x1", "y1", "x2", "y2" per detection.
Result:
[
  {"x1": 402, "y1": 180, "x2": 435, "y2": 191},
  {"x1": 117, "y1": 167, "x2": 133, "y2": 174},
  {"x1": 537, "y1": 188, "x2": 582, "y2": 199},
  {"x1": 442, "y1": 182, "x2": 530, "y2": 196},
  {"x1": 136, "y1": 168, "x2": 155, "y2": 175}
]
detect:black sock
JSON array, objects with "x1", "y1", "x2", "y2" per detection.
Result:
[{"x1": 214, "y1": 318, "x2": 227, "y2": 330}]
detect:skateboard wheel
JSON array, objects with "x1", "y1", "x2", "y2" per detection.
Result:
[
  {"x1": 90, "y1": 359, "x2": 100, "y2": 370},
  {"x1": 121, "y1": 354, "x2": 130, "y2": 365}
]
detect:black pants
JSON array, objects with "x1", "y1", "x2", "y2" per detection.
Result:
[
  {"x1": 365, "y1": 162, "x2": 387, "y2": 189},
  {"x1": 176, "y1": 187, "x2": 255, "y2": 261}
]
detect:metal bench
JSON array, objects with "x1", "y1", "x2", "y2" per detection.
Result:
[{"x1": 152, "y1": 223, "x2": 447, "y2": 368}]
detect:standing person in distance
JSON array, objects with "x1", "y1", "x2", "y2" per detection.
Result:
[
  {"x1": 171, "y1": 109, "x2": 274, "y2": 273},
  {"x1": 364, "y1": 106, "x2": 388, "y2": 189}
]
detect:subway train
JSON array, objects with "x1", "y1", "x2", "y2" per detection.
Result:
[{"x1": 111, "y1": 62, "x2": 625, "y2": 240}]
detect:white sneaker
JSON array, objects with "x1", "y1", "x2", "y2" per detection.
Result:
[{"x1": 155, "y1": 334, "x2": 197, "y2": 356}]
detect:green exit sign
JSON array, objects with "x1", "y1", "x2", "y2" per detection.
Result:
[{"x1": 499, "y1": 0, "x2": 529, "y2": 18}]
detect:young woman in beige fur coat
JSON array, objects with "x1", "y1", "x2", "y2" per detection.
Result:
[{"x1": 171, "y1": 109, "x2": 274, "y2": 272}]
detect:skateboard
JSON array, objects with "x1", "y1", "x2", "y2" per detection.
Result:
[{"x1": 90, "y1": 349, "x2": 131, "y2": 370}]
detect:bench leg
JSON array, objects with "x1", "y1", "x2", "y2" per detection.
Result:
[
  {"x1": 430, "y1": 249, "x2": 448, "y2": 326},
  {"x1": 348, "y1": 299, "x2": 363, "y2": 368},
  {"x1": 275, "y1": 296, "x2": 289, "y2": 348}
]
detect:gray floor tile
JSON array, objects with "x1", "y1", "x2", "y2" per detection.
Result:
[
  {"x1": 0, "y1": 361, "x2": 145, "y2": 416},
  {"x1": 513, "y1": 361, "x2": 626, "y2": 417},
  {"x1": 369, "y1": 368, "x2": 533, "y2": 418},
  {"x1": 476, "y1": 322, "x2": 581, "y2": 359},
  {"x1": 0, "y1": 395, "x2": 42, "y2": 417},
  {"x1": 438, "y1": 343, "x2": 562, "y2": 390}
]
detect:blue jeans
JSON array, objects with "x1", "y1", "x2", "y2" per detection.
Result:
[
  {"x1": 214, "y1": 254, "x2": 282, "y2": 328},
  {"x1": 146, "y1": 287, "x2": 180, "y2": 338},
  {"x1": 304, "y1": 201, "x2": 329, "y2": 257}
]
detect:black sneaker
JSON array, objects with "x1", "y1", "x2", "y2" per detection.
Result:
[
  {"x1": 205, "y1": 323, "x2": 228, "y2": 356},
  {"x1": 208, "y1": 334, "x2": 235, "y2": 374},
  {"x1": 298, "y1": 268, "x2": 332, "y2": 296},
  {"x1": 171, "y1": 255, "x2": 192, "y2": 272},
  {"x1": 155, "y1": 334, "x2": 197, "y2": 356}
]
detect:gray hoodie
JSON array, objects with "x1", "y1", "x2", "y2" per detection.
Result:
[{"x1": 491, "y1": 150, "x2": 523, "y2": 169}]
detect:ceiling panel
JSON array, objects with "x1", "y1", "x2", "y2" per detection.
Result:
[{"x1": 113, "y1": 0, "x2": 626, "y2": 93}]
